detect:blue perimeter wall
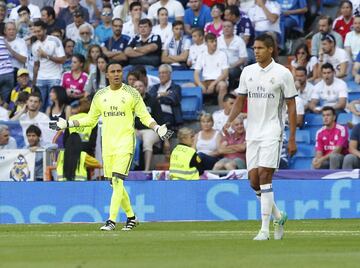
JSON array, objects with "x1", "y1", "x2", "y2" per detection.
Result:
[{"x1": 0, "y1": 180, "x2": 359, "y2": 224}]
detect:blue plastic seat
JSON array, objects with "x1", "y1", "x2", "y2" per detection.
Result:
[
  {"x1": 304, "y1": 113, "x2": 323, "y2": 127},
  {"x1": 295, "y1": 144, "x2": 315, "y2": 157},
  {"x1": 295, "y1": 129, "x2": 310, "y2": 144},
  {"x1": 348, "y1": 91, "x2": 360, "y2": 102},
  {"x1": 337, "y1": 113, "x2": 352, "y2": 125},
  {"x1": 289, "y1": 157, "x2": 313, "y2": 169},
  {"x1": 181, "y1": 87, "x2": 203, "y2": 121},
  {"x1": 172, "y1": 70, "x2": 195, "y2": 84},
  {"x1": 346, "y1": 80, "x2": 360, "y2": 92}
]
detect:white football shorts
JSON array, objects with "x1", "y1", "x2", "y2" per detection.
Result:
[{"x1": 246, "y1": 140, "x2": 283, "y2": 171}]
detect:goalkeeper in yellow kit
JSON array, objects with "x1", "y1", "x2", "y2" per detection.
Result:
[{"x1": 50, "y1": 62, "x2": 173, "y2": 231}]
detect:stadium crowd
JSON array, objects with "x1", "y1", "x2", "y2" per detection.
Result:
[{"x1": 1, "y1": 0, "x2": 360, "y2": 181}]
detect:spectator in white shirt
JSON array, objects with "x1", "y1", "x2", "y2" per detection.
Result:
[
  {"x1": 9, "y1": 0, "x2": 41, "y2": 22},
  {"x1": 212, "y1": 93, "x2": 236, "y2": 132},
  {"x1": 344, "y1": 15, "x2": 360, "y2": 61},
  {"x1": 4, "y1": 21, "x2": 28, "y2": 71},
  {"x1": 65, "y1": 8, "x2": 94, "y2": 42},
  {"x1": 147, "y1": 0, "x2": 185, "y2": 25},
  {"x1": 152, "y1": 7, "x2": 173, "y2": 47},
  {"x1": 217, "y1": 20, "x2": 248, "y2": 91},
  {"x1": 161, "y1": 20, "x2": 190, "y2": 69},
  {"x1": 248, "y1": 0, "x2": 281, "y2": 45},
  {"x1": 194, "y1": 33, "x2": 229, "y2": 108},
  {"x1": 294, "y1": 66, "x2": 314, "y2": 112},
  {"x1": 122, "y1": 1, "x2": 142, "y2": 39},
  {"x1": 32, "y1": 20, "x2": 66, "y2": 111},
  {"x1": 309, "y1": 63, "x2": 348, "y2": 114},
  {"x1": 187, "y1": 27, "x2": 206, "y2": 69},
  {"x1": 318, "y1": 33, "x2": 350, "y2": 79},
  {"x1": 0, "y1": 124, "x2": 17, "y2": 149},
  {"x1": 12, "y1": 91, "x2": 49, "y2": 123}
]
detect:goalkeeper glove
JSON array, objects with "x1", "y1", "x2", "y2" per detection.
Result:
[
  {"x1": 49, "y1": 117, "x2": 74, "y2": 131},
  {"x1": 154, "y1": 124, "x2": 174, "y2": 140}
]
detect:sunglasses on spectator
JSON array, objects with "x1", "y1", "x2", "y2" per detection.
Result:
[
  {"x1": 80, "y1": 32, "x2": 90, "y2": 35},
  {"x1": 102, "y1": 11, "x2": 112, "y2": 16}
]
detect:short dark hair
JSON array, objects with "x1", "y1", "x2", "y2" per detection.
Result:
[
  {"x1": 33, "y1": 20, "x2": 47, "y2": 30},
  {"x1": 139, "y1": 18, "x2": 152, "y2": 27},
  {"x1": 63, "y1": 38, "x2": 75, "y2": 47},
  {"x1": 129, "y1": 1, "x2": 141, "y2": 11},
  {"x1": 17, "y1": 91, "x2": 30, "y2": 103},
  {"x1": 295, "y1": 66, "x2": 307, "y2": 76},
  {"x1": 225, "y1": 5, "x2": 240, "y2": 17},
  {"x1": 172, "y1": 20, "x2": 184, "y2": 28},
  {"x1": 191, "y1": 27, "x2": 204, "y2": 36},
  {"x1": 157, "y1": 7, "x2": 168, "y2": 15},
  {"x1": 105, "y1": 61, "x2": 122, "y2": 73},
  {"x1": 319, "y1": 15, "x2": 333, "y2": 26},
  {"x1": 205, "y1": 32, "x2": 217, "y2": 42},
  {"x1": 322, "y1": 106, "x2": 336, "y2": 116},
  {"x1": 223, "y1": 93, "x2": 236, "y2": 102},
  {"x1": 29, "y1": 91, "x2": 42, "y2": 102},
  {"x1": 26, "y1": 125, "x2": 42, "y2": 137},
  {"x1": 131, "y1": 65, "x2": 147, "y2": 76},
  {"x1": 72, "y1": 53, "x2": 86, "y2": 65},
  {"x1": 41, "y1": 6, "x2": 55, "y2": 19},
  {"x1": 321, "y1": 62, "x2": 335, "y2": 72},
  {"x1": 340, "y1": 0, "x2": 352, "y2": 9},
  {"x1": 255, "y1": 33, "x2": 276, "y2": 48},
  {"x1": 17, "y1": 5, "x2": 30, "y2": 15},
  {"x1": 112, "y1": 18, "x2": 123, "y2": 25}
]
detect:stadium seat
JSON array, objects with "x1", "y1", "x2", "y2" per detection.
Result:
[
  {"x1": 295, "y1": 144, "x2": 315, "y2": 157},
  {"x1": 304, "y1": 113, "x2": 323, "y2": 126},
  {"x1": 181, "y1": 87, "x2": 203, "y2": 120},
  {"x1": 289, "y1": 157, "x2": 313, "y2": 169},
  {"x1": 172, "y1": 70, "x2": 195, "y2": 84},
  {"x1": 337, "y1": 113, "x2": 352, "y2": 125},
  {"x1": 346, "y1": 80, "x2": 360, "y2": 91},
  {"x1": 303, "y1": 125, "x2": 321, "y2": 143},
  {"x1": 348, "y1": 91, "x2": 360, "y2": 102},
  {"x1": 296, "y1": 129, "x2": 311, "y2": 144}
]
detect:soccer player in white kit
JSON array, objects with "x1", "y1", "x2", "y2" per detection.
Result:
[{"x1": 224, "y1": 34, "x2": 297, "y2": 240}]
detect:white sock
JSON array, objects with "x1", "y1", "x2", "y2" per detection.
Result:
[
  {"x1": 260, "y1": 184, "x2": 274, "y2": 233},
  {"x1": 255, "y1": 189, "x2": 281, "y2": 220},
  {"x1": 254, "y1": 190, "x2": 261, "y2": 201}
]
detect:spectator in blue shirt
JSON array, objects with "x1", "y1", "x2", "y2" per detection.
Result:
[
  {"x1": 184, "y1": 0, "x2": 212, "y2": 35},
  {"x1": 101, "y1": 18, "x2": 130, "y2": 65},
  {"x1": 94, "y1": 4, "x2": 113, "y2": 43},
  {"x1": 277, "y1": 0, "x2": 308, "y2": 49},
  {"x1": 73, "y1": 24, "x2": 99, "y2": 58}
]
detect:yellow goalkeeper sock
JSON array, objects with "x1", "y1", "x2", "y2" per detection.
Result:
[
  {"x1": 121, "y1": 187, "x2": 135, "y2": 218},
  {"x1": 109, "y1": 177, "x2": 124, "y2": 222}
]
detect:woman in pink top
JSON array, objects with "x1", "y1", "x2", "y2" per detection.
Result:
[
  {"x1": 61, "y1": 54, "x2": 88, "y2": 103},
  {"x1": 213, "y1": 116, "x2": 246, "y2": 170},
  {"x1": 204, "y1": 4, "x2": 225, "y2": 37}
]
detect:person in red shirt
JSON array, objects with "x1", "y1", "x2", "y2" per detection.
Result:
[
  {"x1": 312, "y1": 106, "x2": 349, "y2": 169},
  {"x1": 333, "y1": 0, "x2": 354, "y2": 42}
]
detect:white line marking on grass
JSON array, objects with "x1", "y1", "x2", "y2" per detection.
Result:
[{"x1": 191, "y1": 230, "x2": 360, "y2": 236}]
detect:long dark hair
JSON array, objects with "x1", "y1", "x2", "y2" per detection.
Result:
[
  {"x1": 63, "y1": 133, "x2": 82, "y2": 180},
  {"x1": 51, "y1": 86, "x2": 68, "y2": 109},
  {"x1": 294, "y1": 43, "x2": 311, "y2": 62},
  {"x1": 96, "y1": 54, "x2": 109, "y2": 89}
]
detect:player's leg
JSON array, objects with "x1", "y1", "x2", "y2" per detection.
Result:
[
  {"x1": 258, "y1": 140, "x2": 287, "y2": 240},
  {"x1": 113, "y1": 154, "x2": 138, "y2": 231},
  {"x1": 100, "y1": 155, "x2": 119, "y2": 231}
]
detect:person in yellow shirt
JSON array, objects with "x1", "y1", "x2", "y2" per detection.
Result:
[
  {"x1": 8, "y1": 69, "x2": 32, "y2": 111},
  {"x1": 56, "y1": 132, "x2": 101, "y2": 181},
  {"x1": 50, "y1": 61, "x2": 173, "y2": 231},
  {"x1": 169, "y1": 127, "x2": 204, "y2": 180}
]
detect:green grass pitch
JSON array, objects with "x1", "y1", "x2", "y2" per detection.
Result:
[{"x1": 0, "y1": 219, "x2": 359, "y2": 268}]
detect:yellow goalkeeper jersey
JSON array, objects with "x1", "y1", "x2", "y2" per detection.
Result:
[{"x1": 77, "y1": 84, "x2": 155, "y2": 156}]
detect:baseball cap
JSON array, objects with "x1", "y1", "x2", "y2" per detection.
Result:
[{"x1": 17, "y1": 68, "x2": 29, "y2": 77}]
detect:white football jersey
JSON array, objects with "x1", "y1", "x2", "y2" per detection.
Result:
[{"x1": 236, "y1": 60, "x2": 297, "y2": 141}]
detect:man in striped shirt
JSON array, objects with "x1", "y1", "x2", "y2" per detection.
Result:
[{"x1": 0, "y1": 23, "x2": 14, "y2": 105}]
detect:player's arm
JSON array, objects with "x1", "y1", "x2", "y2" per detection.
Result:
[
  {"x1": 286, "y1": 97, "x2": 297, "y2": 157},
  {"x1": 49, "y1": 95, "x2": 101, "y2": 130}
]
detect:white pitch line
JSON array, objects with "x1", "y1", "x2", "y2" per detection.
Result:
[{"x1": 191, "y1": 230, "x2": 360, "y2": 235}]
